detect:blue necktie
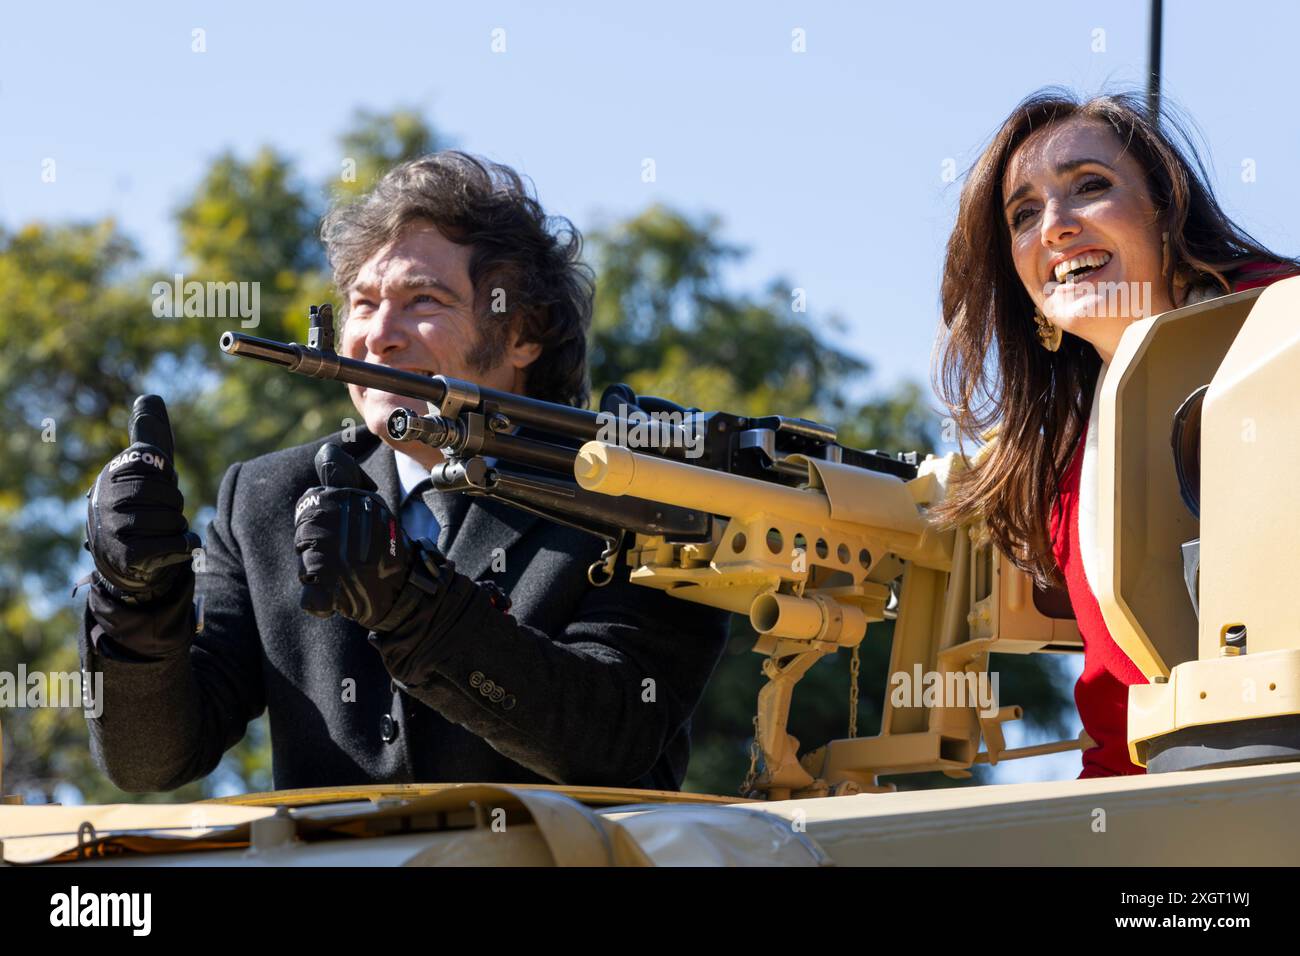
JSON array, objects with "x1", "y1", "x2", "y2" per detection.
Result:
[{"x1": 400, "y1": 478, "x2": 441, "y2": 552}]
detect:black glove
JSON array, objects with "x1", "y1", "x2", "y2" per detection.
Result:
[
  {"x1": 85, "y1": 394, "x2": 202, "y2": 605},
  {"x1": 294, "y1": 442, "x2": 445, "y2": 630}
]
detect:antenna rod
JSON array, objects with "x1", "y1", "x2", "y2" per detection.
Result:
[{"x1": 1147, "y1": 0, "x2": 1164, "y2": 121}]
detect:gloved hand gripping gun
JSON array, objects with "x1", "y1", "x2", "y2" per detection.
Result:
[{"x1": 222, "y1": 306, "x2": 1087, "y2": 798}]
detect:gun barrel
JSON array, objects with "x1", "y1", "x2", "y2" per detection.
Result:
[
  {"x1": 750, "y1": 592, "x2": 867, "y2": 646},
  {"x1": 221, "y1": 331, "x2": 449, "y2": 405},
  {"x1": 220, "y1": 330, "x2": 602, "y2": 441},
  {"x1": 575, "y1": 440, "x2": 939, "y2": 562},
  {"x1": 218, "y1": 331, "x2": 300, "y2": 369},
  {"x1": 576, "y1": 440, "x2": 833, "y2": 524}
]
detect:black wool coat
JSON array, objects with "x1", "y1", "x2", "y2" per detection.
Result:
[{"x1": 79, "y1": 426, "x2": 730, "y2": 794}]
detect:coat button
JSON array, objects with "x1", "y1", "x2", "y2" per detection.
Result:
[
  {"x1": 380, "y1": 713, "x2": 398, "y2": 743},
  {"x1": 469, "y1": 671, "x2": 484, "y2": 688}
]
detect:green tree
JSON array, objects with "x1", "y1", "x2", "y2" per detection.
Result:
[
  {"x1": 333, "y1": 107, "x2": 443, "y2": 200},
  {"x1": 588, "y1": 206, "x2": 864, "y2": 417},
  {"x1": 0, "y1": 220, "x2": 215, "y2": 803}
]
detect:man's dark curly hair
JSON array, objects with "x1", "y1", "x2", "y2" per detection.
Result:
[{"x1": 321, "y1": 150, "x2": 594, "y2": 407}]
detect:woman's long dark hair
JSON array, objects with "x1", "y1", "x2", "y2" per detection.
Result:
[{"x1": 930, "y1": 88, "x2": 1296, "y2": 587}]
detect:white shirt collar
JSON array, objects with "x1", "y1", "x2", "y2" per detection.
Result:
[{"x1": 394, "y1": 448, "x2": 433, "y2": 504}]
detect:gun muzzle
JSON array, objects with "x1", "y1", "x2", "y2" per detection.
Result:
[
  {"x1": 219, "y1": 331, "x2": 301, "y2": 369},
  {"x1": 387, "y1": 408, "x2": 462, "y2": 449}
]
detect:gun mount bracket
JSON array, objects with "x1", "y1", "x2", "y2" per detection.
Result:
[{"x1": 427, "y1": 377, "x2": 481, "y2": 423}]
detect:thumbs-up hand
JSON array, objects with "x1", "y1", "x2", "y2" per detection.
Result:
[
  {"x1": 85, "y1": 395, "x2": 203, "y2": 603},
  {"x1": 293, "y1": 442, "x2": 415, "y2": 628}
]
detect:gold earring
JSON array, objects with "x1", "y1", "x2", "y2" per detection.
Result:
[
  {"x1": 1034, "y1": 307, "x2": 1062, "y2": 352},
  {"x1": 1162, "y1": 230, "x2": 1171, "y2": 277}
]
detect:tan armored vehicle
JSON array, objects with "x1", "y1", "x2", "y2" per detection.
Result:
[{"x1": 5, "y1": 279, "x2": 1300, "y2": 866}]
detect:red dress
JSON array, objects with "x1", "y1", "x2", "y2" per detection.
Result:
[
  {"x1": 1048, "y1": 262, "x2": 1298, "y2": 777},
  {"x1": 1049, "y1": 416, "x2": 1147, "y2": 777}
]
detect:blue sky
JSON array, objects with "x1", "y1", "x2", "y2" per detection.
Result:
[
  {"x1": 5, "y1": 0, "x2": 1296, "y2": 403},
  {"x1": 5, "y1": 0, "x2": 1296, "y2": 785}
]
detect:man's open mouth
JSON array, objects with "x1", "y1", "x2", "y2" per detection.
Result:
[{"x1": 1052, "y1": 250, "x2": 1112, "y2": 285}]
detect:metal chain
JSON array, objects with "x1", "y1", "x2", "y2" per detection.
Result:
[
  {"x1": 848, "y1": 645, "x2": 861, "y2": 739},
  {"x1": 739, "y1": 714, "x2": 762, "y2": 796}
]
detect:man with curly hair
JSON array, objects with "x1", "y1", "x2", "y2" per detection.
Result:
[{"x1": 80, "y1": 152, "x2": 730, "y2": 794}]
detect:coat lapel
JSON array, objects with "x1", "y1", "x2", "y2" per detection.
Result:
[
  {"x1": 441, "y1": 492, "x2": 540, "y2": 581},
  {"x1": 420, "y1": 484, "x2": 471, "y2": 551},
  {"x1": 358, "y1": 436, "x2": 402, "y2": 516}
]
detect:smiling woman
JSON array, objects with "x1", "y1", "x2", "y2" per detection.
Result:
[
  {"x1": 930, "y1": 89, "x2": 1299, "y2": 778},
  {"x1": 1000, "y1": 117, "x2": 1182, "y2": 361}
]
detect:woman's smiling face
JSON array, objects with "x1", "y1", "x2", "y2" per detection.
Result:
[{"x1": 1001, "y1": 116, "x2": 1177, "y2": 360}]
